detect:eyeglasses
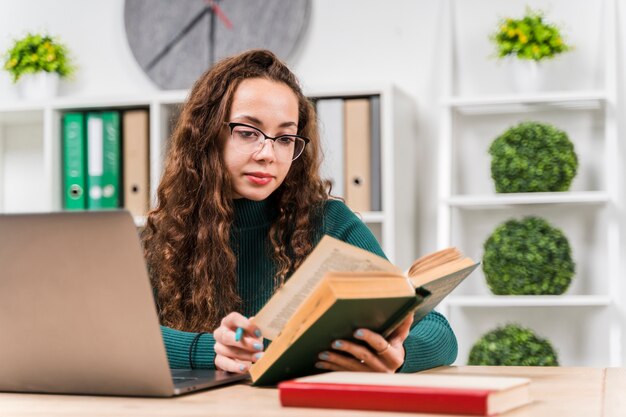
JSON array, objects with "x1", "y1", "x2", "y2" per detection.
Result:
[{"x1": 224, "y1": 122, "x2": 310, "y2": 161}]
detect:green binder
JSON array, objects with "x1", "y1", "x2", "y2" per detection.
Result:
[
  {"x1": 87, "y1": 112, "x2": 121, "y2": 209},
  {"x1": 62, "y1": 113, "x2": 87, "y2": 210}
]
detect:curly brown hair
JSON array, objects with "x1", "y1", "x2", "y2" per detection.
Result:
[{"x1": 142, "y1": 49, "x2": 329, "y2": 333}]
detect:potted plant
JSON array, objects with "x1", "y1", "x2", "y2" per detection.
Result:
[
  {"x1": 490, "y1": 8, "x2": 571, "y2": 92},
  {"x1": 482, "y1": 216, "x2": 575, "y2": 295},
  {"x1": 3, "y1": 32, "x2": 75, "y2": 100},
  {"x1": 489, "y1": 121, "x2": 578, "y2": 193},
  {"x1": 468, "y1": 323, "x2": 559, "y2": 366}
]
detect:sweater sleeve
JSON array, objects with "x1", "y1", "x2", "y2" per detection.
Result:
[
  {"x1": 398, "y1": 311, "x2": 458, "y2": 373},
  {"x1": 322, "y1": 200, "x2": 458, "y2": 372},
  {"x1": 160, "y1": 325, "x2": 217, "y2": 369}
]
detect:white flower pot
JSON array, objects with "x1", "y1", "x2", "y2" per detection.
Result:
[
  {"x1": 510, "y1": 59, "x2": 545, "y2": 93},
  {"x1": 17, "y1": 72, "x2": 60, "y2": 100}
]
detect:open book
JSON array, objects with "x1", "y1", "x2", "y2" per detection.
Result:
[{"x1": 249, "y1": 236, "x2": 479, "y2": 386}]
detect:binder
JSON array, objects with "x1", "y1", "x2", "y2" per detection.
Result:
[
  {"x1": 316, "y1": 98, "x2": 345, "y2": 197},
  {"x1": 62, "y1": 113, "x2": 87, "y2": 210},
  {"x1": 344, "y1": 98, "x2": 371, "y2": 212},
  {"x1": 87, "y1": 112, "x2": 121, "y2": 209},
  {"x1": 370, "y1": 95, "x2": 382, "y2": 211},
  {"x1": 122, "y1": 110, "x2": 150, "y2": 218}
]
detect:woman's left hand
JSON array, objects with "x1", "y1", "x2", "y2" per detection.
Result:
[{"x1": 315, "y1": 314, "x2": 413, "y2": 373}]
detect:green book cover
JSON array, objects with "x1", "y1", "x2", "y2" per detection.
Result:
[
  {"x1": 251, "y1": 293, "x2": 426, "y2": 387},
  {"x1": 62, "y1": 113, "x2": 86, "y2": 210},
  {"x1": 87, "y1": 112, "x2": 121, "y2": 209},
  {"x1": 249, "y1": 236, "x2": 480, "y2": 387}
]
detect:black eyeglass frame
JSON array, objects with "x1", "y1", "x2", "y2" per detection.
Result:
[{"x1": 224, "y1": 122, "x2": 310, "y2": 161}]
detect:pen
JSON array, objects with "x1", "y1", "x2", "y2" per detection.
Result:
[{"x1": 235, "y1": 327, "x2": 243, "y2": 342}]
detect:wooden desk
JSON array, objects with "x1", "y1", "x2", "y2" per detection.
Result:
[{"x1": 1, "y1": 366, "x2": 624, "y2": 417}]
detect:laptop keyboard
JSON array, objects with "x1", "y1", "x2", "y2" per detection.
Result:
[{"x1": 171, "y1": 370, "x2": 200, "y2": 382}]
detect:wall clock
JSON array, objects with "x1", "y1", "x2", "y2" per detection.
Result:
[{"x1": 124, "y1": 0, "x2": 311, "y2": 90}]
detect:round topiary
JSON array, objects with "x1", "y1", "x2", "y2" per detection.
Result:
[
  {"x1": 483, "y1": 216, "x2": 575, "y2": 295},
  {"x1": 468, "y1": 323, "x2": 559, "y2": 366},
  {"x1": 489, "y1": 121, "x2": 578, "y2": 193}
]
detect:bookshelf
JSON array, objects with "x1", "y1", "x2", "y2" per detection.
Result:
[
  {"x1": 0, "y1": 84, "x2": 417, "y2": 269},
  {"x1": 438, "y1": 0, "x2": 622, "y2": 367}
]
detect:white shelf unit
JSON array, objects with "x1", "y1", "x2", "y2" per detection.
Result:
[
  {"x1": 0, "y1": 84, "x2": 417, "y2": 268},
  {"x1": 0, "y1": 93, "x2": 182, "y2": 217},
  {"x1": 304, "y1": 85, "x2": 417, "y2": 268},
  {"x1": 438, "y1": 0, "x2": 621, "y2": 367}
]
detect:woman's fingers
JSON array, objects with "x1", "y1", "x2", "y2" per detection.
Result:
[
  {"x1": 349, "y1": 324, "x2": 412, "y2": 371},
  {"x1": 220, "y1": 312, "x2": 263, "y2": 341},
  {"x1": 214, "y1": 355, "x2": 252, "y2": 374},
  {"x1": 387, "y1": 315, "x2": 413, "y2": 345},
  {"x1": 318, "y1": 341, "x2": 388, "y2": 372},
  {"x1": 213, "y1": 312, "x2": 265, "y2": 372},
  {"x1": 215, "y1": 327, "x2": 262, "y2": 351},
  {"x1": 214, "y1": 312, "x2": 263, "y2": 353},
  {"x1": 214, "y1": 340, "x2": 264, "y2": 362}
]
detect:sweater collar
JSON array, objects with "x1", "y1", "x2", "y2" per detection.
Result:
[{"x1": 233, "y1": 198, "x2": 277, "y2": 228}]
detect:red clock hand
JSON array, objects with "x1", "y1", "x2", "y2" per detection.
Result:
[{"x1": 206, "y1": 0, "x2": 233, "y2": 29}]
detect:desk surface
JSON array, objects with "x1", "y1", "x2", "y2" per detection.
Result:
[{"x1": 1, "y1": 366, "x2": 624, "y2": 417}]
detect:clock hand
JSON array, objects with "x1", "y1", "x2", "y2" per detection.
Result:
[
  {"x1": 206, "y1": 0, "x2": 233, "y2": 67},
  {"x1": 206, "y1": 0, "x2": 233, "y2": 29},
  {"x1": 146, "y1": 6, "x2": 210, "y2": 71}
]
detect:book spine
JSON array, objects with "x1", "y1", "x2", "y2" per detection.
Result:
[
  {"x1": 62, "y1": 113, "x2": 86, "y2": 210},
  {"x1": 101, "y1": 111, "x2": 121, "y2": 208},
  {"x1": 87, "y1": 112, "x2": 121, "y2": 209},
  {"x1": 316, "y1": 98, "x2": 345, "y2": 197},
  {"x1": 344, "y1": 98, "x2": 371, "y2": 212},
  {"x1": 87, "y1": 113, "x2": 104, "y2": 209},
  {"x1": 122, "y1": 109, "x2": 150, "y2": 218},
  {"x1": 369, "y1": 95, "x2": 381, "y2": 211},
  {"x1": 279, "y1": 382, "x2": 490, "y2": 415}
]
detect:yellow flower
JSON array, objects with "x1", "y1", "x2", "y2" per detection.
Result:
[
  {"x1": 532, "y1": 45, "x2": 540, "y2": 54},
  {"x1": 554, "y1": 37, "x2": 562, "y2": 46},
  {"x1": 519, "y1": 34, "x2": 528, "y2": 44},
  {"x1": 507, "y1": 29, "x2": 516, "y2": 38},
  {"x1": 7, "y1": 58, "x2": 17, "y2": 68},
  {"x1": 46, "y1": 53, "x2": 55, "y2": 62},
  {"x1": 31, "y1": 53, "x2": 38, "y2": 61}
]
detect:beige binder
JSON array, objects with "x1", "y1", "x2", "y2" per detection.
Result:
[
  {"x1": 344, "y1": 99, "x2": 371, "y2": 212},
  {"x1": 122, "y1": 110, "x2": 150, "y2": 218}
]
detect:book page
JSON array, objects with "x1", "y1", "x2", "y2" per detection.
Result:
[
  {"x1": 294, "y1": 371, "x2": 530, "y2": 391},
  {"x1": 407, "y1": 247, "x2": 462, "y2": 277},
  {"x1": 252, "y1": 236, "x2": 402, "y2": 340}
]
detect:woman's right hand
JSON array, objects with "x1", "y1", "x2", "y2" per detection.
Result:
[{"x1": 213, "y1": 312, "x2": 264, "y2": 373}]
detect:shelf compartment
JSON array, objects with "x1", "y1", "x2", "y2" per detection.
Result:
[
  {"x1": 450, "y1": 204, "x2": 609, "y2": 297},
  {"x1": 0, "y1": 110, "x2": 46, "y2": 213},
  {"x1": 451, "y1": 108, "x2": 606, "y2": 196},
  {"x1": 449, "y1": 306, "x2": 612, "y2": 367}
]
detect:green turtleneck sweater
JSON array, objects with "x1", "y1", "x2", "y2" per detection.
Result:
[{"x1": 160, "y1": 198, "x2": 457, "y2": 373}]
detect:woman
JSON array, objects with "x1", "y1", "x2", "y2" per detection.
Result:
[{"x1": 143, "y1": 49, "x2": 457, "y2": 374}]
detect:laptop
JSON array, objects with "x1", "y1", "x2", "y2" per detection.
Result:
[{"x1": 0, "y1": 210, "x2": 248, "y2": 396}]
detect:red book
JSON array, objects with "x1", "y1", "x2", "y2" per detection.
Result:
[{"x1": 278, "y1": 372, "x2": 531, "y2": 416}]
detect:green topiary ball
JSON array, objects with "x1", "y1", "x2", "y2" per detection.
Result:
[
  {"x1": 489, "y1": 121, "x2": 578, "y2": 193},
  {"x1": 468, "y1": 323, "x2": 559, "y2": 366},
  {"x1": 483, "y1": 216, "x2": 575, "y2": 295}
]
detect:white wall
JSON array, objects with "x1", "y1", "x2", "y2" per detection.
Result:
[{"x1": 0, "y1": 0, "x2": 623, "y2": 261}]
